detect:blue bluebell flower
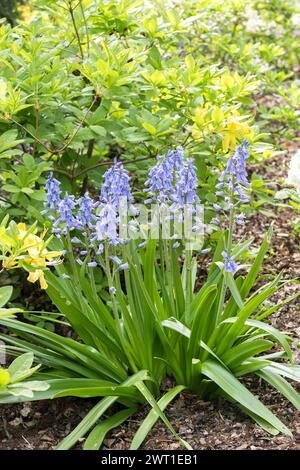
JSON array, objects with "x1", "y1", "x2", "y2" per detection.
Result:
[
  {"x1": 144, "y1": 147, "x2": 184, "y2": 204},
  {"x1": 55, "y1": 194, "x2": 77, "y2": 233},
  {"x1": 217, "y1": 140, "x2": 250, "y2": 206},
  {"x1": 137, "y1": 241, "x2": 147, "y2": 249},
  {"x1": 77, "y1": 193, "x2": 97, "y2": 229},
  {"x1": 118, "y1": 263, "x2": 129, "y2": 271},
  {"x1": 44, "y1": 172, "x2": 61, "y2": 211},
  {"x1": 110, "y1": 255, "x2": 122, "y2": 265},
  {"x1": 96, "y1": 244, "x2": 104, "y2": 255},
  {"x1": 176, "y1": 158, "x2": 200, "y2": 207},
  {"x1": 95, "y1": 204, "x2": 119, "y2": 245},
  {"x1": 222, "y1": 251, "x2": 237, "y2": 273},
  {"x1": 100, "y1": 160, "x2": 133, "y2": 208},
  {"x1": 71, "y1": 236, "x2": 81, "y2": 244},
  {"x1": 235, "y1": 213, "x2": 246, "y2": 225},
  {"x1": 62, "y1": 273, "x2": 71, "y2": 280},
  {"x1": 87, "y1": 261, "x2": 97, "y2": 268}
]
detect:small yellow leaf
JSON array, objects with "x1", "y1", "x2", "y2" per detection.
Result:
[
  {"x1": 0, "y1": 369, "x2": 10, "y2": 386},
  {"x1": 0, "y1": 80, "x2": 7, "y2": 102},
  {"x1": 211, "y1": 107, "x2": 225, "y2": 123},
  {"x1": 142, "y1": 122, "x2": 157, "y2": 135},
  {"x1": 150, "y1": 70, "x2": 167, "y2": 85},
  {"x1": 220, "y1": 74, "x2": 235, "y2": 90},
  {"x1": 0, "y1": 227, "x2": 16, "y2": 247},
  {"x1": 147, "y1": 18, "x2": 157, "y2": 34},
  {"x1": 185, "y1": 55, "x2": 195, "y2": 74},
  {"x1": 193, "y1": 106, "x2": 208, "y2": 126}
]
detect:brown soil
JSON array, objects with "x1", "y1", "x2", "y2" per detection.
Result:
[{"x1": 0, "y1": 143, "x2": 299, "y2": 451}]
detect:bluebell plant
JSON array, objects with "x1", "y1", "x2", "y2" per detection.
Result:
[{"x1": 1, "y1": 142, "x2": 299, "y2": 451}]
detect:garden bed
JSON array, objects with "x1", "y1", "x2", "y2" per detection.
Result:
[{"x1": 1, "y1": 150, "x2": 299, "y2": 451}]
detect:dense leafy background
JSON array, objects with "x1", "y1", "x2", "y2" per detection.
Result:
[{"x1": 0, "y1": 0, "x2": 298, "y2": 224}]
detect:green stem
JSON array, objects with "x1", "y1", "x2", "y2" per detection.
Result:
[
  {"x1": 185, "y1": 245, "x2": 193, "y2": 314},
  {"x1": 215, "y1": 207, "x2": 235, "y2": 327},
  {"x1": 104, "y1": 242, "x2": 138, "y2": 374},
  {"x1": 166, "y1": 240, "x2": 177, "y2": 315},
  {"x1": 104, "y1": 242, "x2": 119, "y2": 323},
  {"x1": 65, "y1": 232, "x2": 87, "y2": 314}
]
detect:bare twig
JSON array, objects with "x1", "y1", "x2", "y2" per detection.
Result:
[
  {"x1": 10, "y1": 117, "x2": 51, "y2": 152},
  {"x1": 81, "y1": 138, "x2": 95, "y2": 193},
  {"x1": 68, "y1": 0, "x2": 84, "y2": 60},
  {"x1": 79, "y1": 0, "x2": 90, "y2": 55},
  {"x1": 54, "y1": 96, "x2": 97, "y2": 154},
  {"x1": 7, "y1": 95, "x2": 97, "y2": 157},
  {"x1": 0, "y1": 195, "x2": 20, "y2": 209},
  {"x1": 75, "y1": 153, "x2": 157, "y2": 178}
]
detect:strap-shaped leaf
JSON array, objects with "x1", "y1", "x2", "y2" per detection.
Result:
[
  {"x1": 130, "y1": 385, "x2": 186, "y2": 450},
  {"x1": 56, "y1": 370, "x2": 150, "y2": 450},
  {"x1": 257, "y1": 369, "x2": 300, "y2": 411},
  {"x1": 84, "y1": 407, "x2": 138, "y2": 450},
  {"x1": 264, "y1": 363, "x2": 300, "y2": 382},
  {"x1": 135, "y1": 380, "x2": 192, "y2": 450},
  {"x1": 222, "y1": 318, "x2": 293, "y2": 362},
  {"x1": 240, "y1": 227, "x2": 273, "y2": 299},
  {"x1": 222, "y1": 339, "x2": 273, "y2": 368},
  {"x1": 201, "y1": 359, "x2": 292, "y2": 436}
]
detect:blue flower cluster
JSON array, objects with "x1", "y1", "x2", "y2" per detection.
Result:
[
  {"x1": 176, "y1": 158, "x2": 200, "y2": 207},
  {"x1": 44, "y1": 147, "x2": 202, "y2": 262},
  {"x1": 216, "y1": 140, "x2": 250, "y2": 207},
  {"x1": 144, "y1": 147, "x2": 200, "y2": 210},
  {"x1": 215, "y1": 140, "x2": 251, "y2": 273},
  {"x1": 100, "y1": 160, "x2": 133, "y2": 208},
  {"x1": 213, "y1": 140, "x2": 251, "y2": 233},
  {"x1": 45, "y1": 160, "x2": 133, "y2": 248},
  {"x1": 144, "y1": 147, "x2": 184, "y2": 204},
  {"x1": 44, "y1": 172, "x2": 61, "y2": 211},
  {"x1": 77, "y1": 193, "x2": 98, "y2": 230}
]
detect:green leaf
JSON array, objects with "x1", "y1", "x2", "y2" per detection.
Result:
[
  {"x1": 240, "y1": 227, "x2": 273, "y2": 299},
  {"x1": 222, "y1": 318, "x2": 293, "y2": 363},
  {"x1": 147, "y1": 46, "x2": 162, "y2": 69},
  {"x1": 56, "y1": 371, "x2": 150, "y2": 450},
  {"x1": 90, "y1": 125, "x2": 106, "y2": 137},
  {"x1": 56, "y1": 396, "x2": 117, "y2": 450},
  {"x1": 0, "y1": 286, "x2": 13, "y2": 308},
  {"x1": 84, "y1": 407, "x2": 137, "y2": 450},
  {"x1": 226, "y1": 274, "x2": 244, "y2": 310},
  {"x1": 216, "y1": 275, "x2": 281, "y2": 356},
  {"x1": 142, "y1": 122, "x2": 157, "y2": 135},
  {"x1": 265, "y1": 363, "x2": 300, "y2": 383},
  {"x1": 135, "y1": 381, "x2": 192, "y2": 450},
  {"x1": 185, "y1": 54, "x2": 195, "y2": 74},
  {"x1": 201, "y1": 359, "x2": 292, "y2": 436},
  {"x1": 222, "y1": 339, "x2": 273, "y2": 368},
  {"x1": 8, "y1": 352, "x2": 34, "y2": 382},
  {"x1": 52, "y1": 384, "x2": 140, "y2": 400},
  {"x1": 257, "y1": 369, "x2": 300, "y2": 411},
  {"x1": 131, "y1": 385, "x2": 185, "y2": 450},
  {"x1": 0, "y1": 307, "x2": 22, "y2": 317}
]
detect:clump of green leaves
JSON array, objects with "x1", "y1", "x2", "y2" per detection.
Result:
[
  {"x1": 0, "y1": 285, "x2": 22, "y2": 317},
  {"x1": 0, "y1": 228, "x2": 299, "y2": 449},
  {"x1": 0, "y1": 352, "x2": 49, "y2": 398}
]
